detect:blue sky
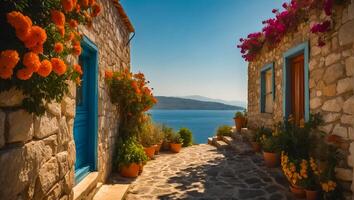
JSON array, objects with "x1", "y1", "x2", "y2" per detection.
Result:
[{"x1": 121, "y1": 0, "x2": 284, "y2": 102}]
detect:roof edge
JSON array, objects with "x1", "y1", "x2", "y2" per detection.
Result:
[{"x1": 112, "y1": 0, "x2": 135, "y2": 33}]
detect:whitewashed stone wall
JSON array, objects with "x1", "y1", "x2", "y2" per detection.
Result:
[
  {"x1": 248, "y1": 1, "x2": 354, "y2": 195},
  {"x1": 0, "y1": 0, "x2": 132, "y2": 199}
]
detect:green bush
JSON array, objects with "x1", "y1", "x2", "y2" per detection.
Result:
[
  {"x1": 178, "y1": 128, "x2": 193, "y2": 147},
  {"x1": 216, "y1": 125, "x2": 233, "y2": 137},
  {"x1": 115, "y1": 137, "x2": 148, "y2": 169},
  {"x1": 234, "y1": 111, "x2": 244, "y2": 118},
  {"x1": 170, "y1": 133, "x2": 183, "y2": 144},
  {"x1": 161, "y1": 124, "x2": 174, "y2": 142}
]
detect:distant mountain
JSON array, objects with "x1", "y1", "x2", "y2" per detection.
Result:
[
  {"x1": 153, "y1": 96, "x2": 245, "y2": 110},
  {"x1": 183, "y1": 95, "x2": 247, "y2": 108}
]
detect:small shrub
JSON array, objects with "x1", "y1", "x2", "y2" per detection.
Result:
[
  {"x1": 170, "y1": 133, "x2": 183, "y2": 144},
  {"x1": 216, "y1": 125, "x2": 233, "y2": 137},
  {"x1": 161, "y1": 124, "x2": 174, "y2": 142},
  {"x1": 115, "y1": 137, "x2": 148, "y2": 169},
  {"x1": 178, "y1": 128, "x2": 193, "y2": 147},
  {"x1": 138, "y1": 118, "x2": 155, "y2": 147},
  {"x1": 234, "y1": 111, "x2": 244, "y2": 118}
]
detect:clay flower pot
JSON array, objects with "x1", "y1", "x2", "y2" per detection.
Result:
[
  {"x1": 154, "y1": 143, "x2": 162, "y2": 155},
  {"x1": 144, "y1": 146, "x2": 156, "y2": 159},
  {"x1": 234, "y1": 117, "x2": 243, "y2": 132},
  {"x1": 305, "y1": 190, "x2": 318, "y2": 200},
  {"x1": 170, "y1": 143, "x2": 182, "y2": 153},
  {"x1": 263, "y1": 151, "x2": 279, "y2": 168},
  {"x1": 290, "y1": 185, "x2": 306, "y2": 198},
  {"x1": 120, "y1": 163, "x2": 140, "y2": 178},
  {"x1": 251, "y1": 142, "x2": 261, "y2": 152}
]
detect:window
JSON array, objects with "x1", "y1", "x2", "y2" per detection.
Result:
[{"x1": 260, "y1": 63, "x2": 274, "y2": 113}]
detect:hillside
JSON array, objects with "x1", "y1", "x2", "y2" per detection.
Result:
[{"x1": 153, "y1": 96, "x2": 245, "y2": 110}]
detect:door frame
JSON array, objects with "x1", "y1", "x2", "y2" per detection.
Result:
[
  {"x1": 282, "y1": 41, "x2": 310, "y2": 122},
  {"x1": 74, "y1": 36, "x2": 99, "y2": 184}
]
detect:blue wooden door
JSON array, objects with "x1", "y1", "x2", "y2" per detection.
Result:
[{"x1": 74, "y1": 36, "x2": 98, "y2": 184}]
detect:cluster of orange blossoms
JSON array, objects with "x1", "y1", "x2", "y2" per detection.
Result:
[{"x1": 0, "y1": 0, "x2": 101, "y2": 81}]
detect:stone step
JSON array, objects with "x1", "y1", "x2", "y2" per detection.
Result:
[
  {"x1": 222, "y1": 136, "x2": 233, "y2": 145},
  {"x1": 93, "y1": 183, "x2": 130, "y2": 200},
  {"x1": 214, "y1": 140, "x2": 229, "y2": 149}
]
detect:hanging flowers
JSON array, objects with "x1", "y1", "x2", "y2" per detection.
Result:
[
  {"x1": 237, "y1": 0, "x2": 347, "y2": 61},
  {"x1": 0, "y1": 0, "x2": 102, "y2": 114}
]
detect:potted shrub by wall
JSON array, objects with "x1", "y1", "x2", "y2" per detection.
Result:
[
  {"x1": 261, "y1": 134, "x2": 280, "y2": 168},
  {"x1": 170, "y1": 133, "x2": 184, "y2": 153},
  {"x1": 216, "y1": 125, "x2": 233, "y2": 140},
  {"x1": 139, "y1": 122, "x2": 156, "y2": 159},
  {"x1": 234, "y1": 111, "x2": 245, "y2": 132},
  {"x1": 161, "y1": 125, "x2": 174, "y2": 151},
  {"x1": 178, "y1": 127, "x2": 193, "y2": 147},
  {"x1": 116, "y1": 138, "x2": 148, "y2": 178},
  {"x1": 152, "y1": 124, "x2": 164, "y2": 154}
]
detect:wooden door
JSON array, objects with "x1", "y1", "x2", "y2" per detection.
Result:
[{"x1": 290, "y1": 54, "x2": 305, "y2": 125}]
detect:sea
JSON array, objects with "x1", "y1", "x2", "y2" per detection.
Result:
[{"x1": 149, "y1": 110, "x2": 241, "y2": 144}]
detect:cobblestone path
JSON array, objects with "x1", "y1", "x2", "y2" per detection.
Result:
[{"x1": 125, "y1": 144, "x2": 295, "y2": 200}]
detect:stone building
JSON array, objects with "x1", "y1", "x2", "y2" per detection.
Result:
[
  {"x1": 247, "y1": 0, "x2": 354, "y2": 195},
  {"x1": 0, "y1": 0, "x2": 134, "y2": 199}
]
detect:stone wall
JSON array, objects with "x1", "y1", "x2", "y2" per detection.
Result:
[
  {"x1": 247, "y1": 0, "x2": 354, "y2": 195},
  {"x1": 0, "y1": 0, "x2": 132, "y2": 199}
]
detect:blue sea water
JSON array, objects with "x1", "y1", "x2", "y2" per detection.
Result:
[{"x1": 149, "y1": 110, "x2": 240, "y2": 144}]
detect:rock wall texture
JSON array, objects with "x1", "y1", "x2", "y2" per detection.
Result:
[
  {"x1": 0, "y1": 0, "x2": 132, "y2": 199},
  {"x1": 247, "y1": 0, "x2": 354, "y2": 195}
]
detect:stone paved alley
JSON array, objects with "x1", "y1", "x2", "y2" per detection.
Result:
[{"x1": 124, "y1": 144, "x2": 295, "y2": 200}]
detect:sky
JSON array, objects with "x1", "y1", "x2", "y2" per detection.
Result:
[{"x1": 121, "y1": 0, "x2": 284, "y2": 102}]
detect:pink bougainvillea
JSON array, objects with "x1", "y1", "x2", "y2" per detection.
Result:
[{"x1": 237, "y1": 0, "x2": 345, "y2": 62}]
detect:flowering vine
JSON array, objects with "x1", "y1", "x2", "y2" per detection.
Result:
[
  {"x1": 237, "y1": 0, "x2": 348, "y2": 61},
  {"x1": 0, "y1": 0, "x2": 101, "y2": 114},
  {"x1": 105, "y1": 69, "x2": 158, "y2": 138}
]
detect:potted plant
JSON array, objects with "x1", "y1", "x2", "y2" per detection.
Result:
[
  {"x1": 116, "y1": 138, "x2": 148, "y2": 178},
  {"x1": 281, "y1": 153, "x2": 306, "y2": 198},
  {"x1": 139, "y1": 120, "x2": 156, "y2": 159},
  {"x1": 302, "y1": 158, "x2": 320, "y2": 200},
  {"x1": 249, "y1": 127, "x2": 272, "y2": 152},
  {"x1": 261, "y1": 133, "x2": 281, "y2": 168},
  {"x1": 152, "y1": 124, "x2": 164, "y2": 154},
  {"x1": 170, "y1": 133, "x2": 184, "y2": 153},
  {"x1": 233, "y1": 111, "x2": 245, "y2": 132},
  {"x1": 161, "y1": 125, "x2": 174, "y2": 151},
  {"x1": 178, "y1": 127, "x2": 193, "y2": 147},
  {"x1": 216, "y1": 125, "x2": 233, "y2": 140}
]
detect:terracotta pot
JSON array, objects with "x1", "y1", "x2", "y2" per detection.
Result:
[
  {"x1": 170, "y1": 143, "x2": 182, "y2": 153},
  {"x1": 305, "y1": 190, "x2": 318, "y2": 200},
  {"x1": 120, "y1": 163, "x2": 140, "y2": 178},
  {"x1": 162, "y1": 141, "x2": 170, "y2": 151},
  {"x1": 263, "y1": 152, "x2": 279, "y2": 168},
  {"x1": 144, "y1": 146, "x2": 156, "y2": 159},
  {"x1": 290, "y1": 185, "x2": 305, "y2": 198},
  {"x1": 251, "y1": 142, "x2": 261, "y2": 152},
  {"x1": 154, "y1": 143, "x2": 162, "y2": 155},
  {"x1": 234, "y1": 117, "x2": 243, "y2": 132}
]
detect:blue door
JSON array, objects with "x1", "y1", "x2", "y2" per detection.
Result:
[{"x1": 74, "y1": 36, "x2": 98, "y2": 184}]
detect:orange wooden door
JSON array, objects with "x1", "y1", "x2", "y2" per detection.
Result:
[{"x1": 290, "y1": 54, "x2": 305, "y2": 125}]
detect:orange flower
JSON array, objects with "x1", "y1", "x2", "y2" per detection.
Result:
[
  {"x1": 0, "y1": 50, "x2": 20, "y2": 69},
  {"x1": 16, "y1": 28, "x2": 31, "y2": 42},
  {"x1": 91, "y1": 3, "x2": 101, "y2": 17},
  {"x1": 57, "y1": 26, "x2": 65, "y2": 37},
  {"x1": 69, "y1": 19, "x2": 78, "y2": 28},
  {"x1": 54, "y1": 42, "x2": 64, "y2": 53},
  {"x1": 24, "y1": 26, "x2": 47, "y2": 48},
  {"x1": 66, "y1": 32, "x2": 75, "y2": 41},
  {"x1": 105, "y1": 70, "x2": 113, "y2": 79},
  {"x1": 30, "y1": 44, "x2": 44, "y2": 54},
  {"x1": 6, "y1": 11, "x2": 32, "y2": 31},
  {"x1": 75, "y1": 77, "x2": 81, "y2": 85},
  {"x1": 0, "y1": 68, "x2": 13, "y2": 79},
  {"x1": 75, "y1": 4, "x2": 81, "y2": 12},
  {"x1": 62, "y1": 0, "x2": 74, "y2": 12},
  {"x1": 51, "y1": 58, "x2": 67, "y2": 75},
  {"x1": 72, "y1": 44, "x2": 81, "y2": 56},
  {"x1": 80, "y1": 0, "x2": 89, "y2": 7},
  {"x1": 37, "y1": 60, "x2": 52, "y2": 77},
  {"x1": 152, "y1": 97, "x2": 158, "y2": 104},
  {"x1": 72, "y1": 0, "x2": 77, "y2": 6},
  {"x1": 88, "y1": 0, "x2": 96, "y2": 6},
  {"x1": 74, "y1": 64, "x2": 83, "y2": 75},
  {"x1": 17, "y1": 68, "x2": 33, "y2": 80},
  {"x1": 51, "y1": 10, "x2": 65, "y2": 26},
  {"x1": 23, "y1": 52, "x2": 41, "y2": 72}
]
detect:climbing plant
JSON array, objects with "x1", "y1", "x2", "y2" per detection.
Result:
[{"x1": 0, "y1": 0, "x2": 101, "y2": 114}]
